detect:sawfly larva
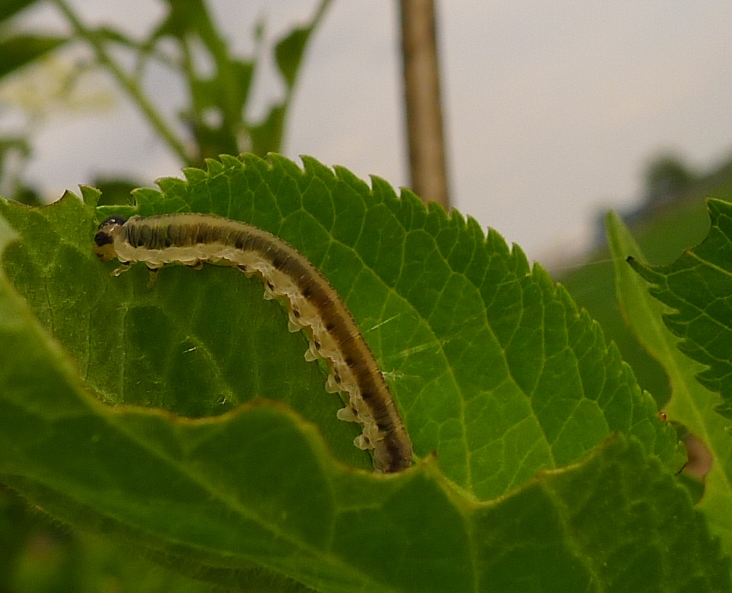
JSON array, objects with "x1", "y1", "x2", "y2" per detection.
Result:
[{"x1": 94, "y1": 213, "x2": 413, "y2": 473}]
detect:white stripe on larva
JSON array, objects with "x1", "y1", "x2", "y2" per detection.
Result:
[{"x1": 93, "y1": 212, "x2": 413, "y2": 473}]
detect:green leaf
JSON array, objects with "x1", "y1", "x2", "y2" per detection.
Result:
[
  {"x1": 0, "y1": 487, "x2": 35, "y2": 588},
  {"x1": 475, "y1": 436, "x2": 728, "y2": 593},
  {"x1": 249, "y1": 103, "x2": 285, "y2": 156},
  {"x1": 275, "y1": 26, "x2": 312, "y2": 91},
  {"x1": 628, "y1": 199, "x2": 732, "y2": 409},
  {"x1": 274, "y1": 0, "x2": 330, "y2": 91},
  {"x1": 608, "y1": 202, "x2": 732, "y2": 554},
  {"x1": 0, "y1": 35, "x2": 69, "y2": 79},
  {"x1": 0, "y1": 0, "x2": 42, "y2": 24},
  {"x1": 2, "y1": 487, "x2": 222, "y2": 593},
  {"x1": 0, "y1": 155, "x2": 722, "y2": 591},
  {"x1": 608, "y1": 211, "x2": 732, "y2": 555}
]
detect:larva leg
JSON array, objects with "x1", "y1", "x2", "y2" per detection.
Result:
[
  {"x1": 287, "y1": 309, "x2": 305, "y2": 332},
  {"x1": 111, "y1": 262, "x2": 131, "y2": 277},
  {"x1": 354, "y1": 434, "x2": 374, "y2": 450},
  {"x1": 237, "y1": 264, "x2": 254, "y2": 278},
  {"x1": 337, "y1": 406, "x2": 358, "y2": 423},
  {"x1": 304, "y1": 339, "x2": 325, "y2": 361},
  {"x1": 263, "y1": 279, "x2": 276, "y2": 301},
  {"x1": 185, "y1": 260, "x2": 204, "y2": 270},
  {"x1": 146, "y1": 266, "x2": 160, "y2": 287},
  {"x1": 325, "y1": 373, "x2": 340, "y2": 393}
]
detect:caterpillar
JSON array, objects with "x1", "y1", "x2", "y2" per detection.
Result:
[{"x1": 93, "y1": 212, "x2": 414, "y2": 473}]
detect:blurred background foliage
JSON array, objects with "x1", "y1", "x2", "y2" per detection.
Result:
[
  {"x1": 1, "y1": 0, "x2": 731, "y2": 590},
  {"x1": 558, "y1": 152, "x2": 732, "y2": 410},
  {"x1": 0, "y1": 0, "x2": 331, "y2": 590},
  {"x1": 0, "y1": 0, "x2": 330, "y2": 207}
]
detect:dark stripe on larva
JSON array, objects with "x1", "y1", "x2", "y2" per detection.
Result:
[{"x1": 93, "y1": 212, "x2": 413, "y2": 473}]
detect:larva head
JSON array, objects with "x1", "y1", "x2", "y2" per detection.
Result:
[{"x1": 93, "y1": 215, "x2": 128, "y2": 261}]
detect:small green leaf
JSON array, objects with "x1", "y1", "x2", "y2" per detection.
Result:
[
  {"x1": 249, "y1": 103, "x2": 285, "y2": 155},
  {"x1": 275, "y1": 26, "x2": 311, "y2": 90},
  {"x1": 274, "y1": 0, "x2": 329, "y2": 90}
]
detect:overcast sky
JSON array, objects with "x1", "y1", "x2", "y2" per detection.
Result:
[{"x1": 8, "y1": 1, "x2": 732, "y2": 265}]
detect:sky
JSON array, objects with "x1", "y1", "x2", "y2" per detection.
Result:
[{"x1": 6, "y1": 0, "x2": 732, "y2": 266}]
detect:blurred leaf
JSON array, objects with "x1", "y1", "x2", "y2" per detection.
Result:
[
  {"x1": 249, "y1": 104, "x2": 285, "y2": 156},
  {"x1": 274, "y1": 0, "x2": 330, "y2": 90},
  {"x1": 0, "y1": 137, "x2": 29, "y2": 160},
  {"x1": 91, "y1": 177, "x2": 139, "y2": 207},
  {"x1": 250, "y1": 0, "x2": 330, "y2": 155},
  {"x1": 275, "y1": 26, "x2": 312, "y2": 91},
  {"x1": 188, "y1": 59, "x2": 254, "y2": 158},
  {"x1": 3, "y1": 488, "x2": 232, "y2": 593},
  {"x1": 0, "y1": 0, "x2": 42, "y2": 25},
  {"x1": 0, "y1": 487, "x2": 36, "y2": 592},
  {"x1": 157, "y1": 0, "x2": 209, "y2": 38},
  {"x1": 643, "y1": 153, "x2": 698, "y2": 207},
  {"x1": 0, "y1": 35, "x2": 69, "y2": 80}
]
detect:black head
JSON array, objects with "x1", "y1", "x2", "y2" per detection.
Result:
[{"x1": 93, "y1": 215, "x2": 128, "y2": 261}]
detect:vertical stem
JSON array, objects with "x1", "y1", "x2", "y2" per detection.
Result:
[{"x1": 399, "y1": 0, "x2": 450, "y2": 209}]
